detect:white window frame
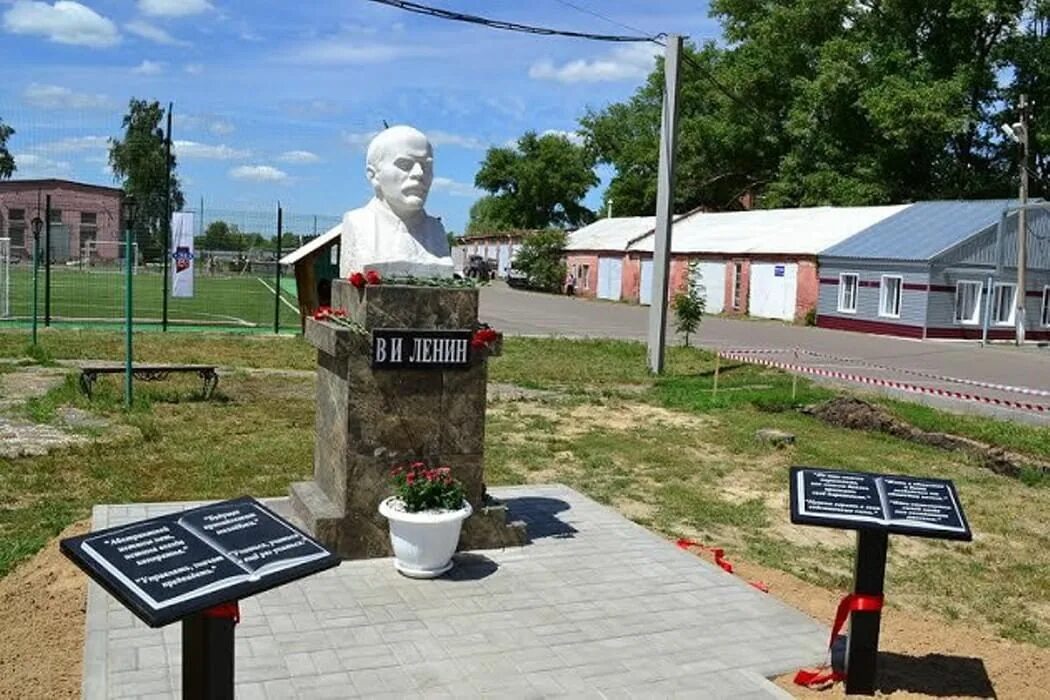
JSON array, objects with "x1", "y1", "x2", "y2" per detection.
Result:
[
  {"x1": 837, "y1": 273, "x2": 859, "y2": 314},
  {"x1": 878, "y1": 275, "x2": 903, "y2": 318},
  {"x1": 579, "y1": 264, "x2": 590, "y2": 291},
  {"x1": 991, "y1": 283, "x2": 1017, "y2": 326},
  {"x1": 1041, "y1": 286, "x2": 1050, "y2": 327},
  {"x1": 953, "y1": 281, "x2": 983, "y2": 326}
]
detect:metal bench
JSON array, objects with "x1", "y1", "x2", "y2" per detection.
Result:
[{"x1": 79, "y1": 365, "x2": 219, "y2": 399}]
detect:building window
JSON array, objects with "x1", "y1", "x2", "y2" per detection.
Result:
[
  {"x1": 1042, "y1": 286, "x2": 1050, "y2": 327},
  {"x1": 49, "y1": 209, "x2": 62, "y2": 224},
  {"x1": 954, "y1": 281, "x2": 982, "y2": 325},
  {"x1": 992, "y1": 283, "x2": 1016, "y2": 326},
  {"x1": 879, "y1": 275, "x2": 902, "y2": 318},
  {"x1": 80, "y1": 211, "x2": 98, "y2": 246},
  {"x1": 837, "y1": 273, "x2": 858, "y2": 313},
  {"x1": 578, "y1": 264, "x2": 590, "y2": 290},
  {"x1": 7, "y1": 208, "x2": 26, "y2": 248},
  {"x1": 732, "y1": 261, "x2": 743, "y2": 310}
]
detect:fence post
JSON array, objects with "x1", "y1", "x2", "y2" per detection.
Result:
[
  {"x1": 274, "y1": 204, "x2": 282, "y2": 334},
  {"x1": 713, "y1": 352, "x2": 720, "y2": 396},
  {"x1": 45, "y1": 195, "x2": 51, "y2": 327},
  {"x1": 162, "y1": 103, "x2": 173, "y2": 332},
  {"x1": 792, "y1": 348, "x2": 799, "y2": 401}
]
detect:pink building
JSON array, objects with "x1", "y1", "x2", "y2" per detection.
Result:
[
  {"x1": 0, "y1": 179, "x2": 124, "y2": 261},
  {"x1": 564, "y1": 217, "x2": 656, "y2": 300},
  {"x1": 627, "y1": 205, "x2": 909, "y2": 322}
]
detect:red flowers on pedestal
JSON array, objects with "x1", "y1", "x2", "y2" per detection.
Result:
[
  {"x1": 471, "y1": 327, "x2": 499, "y2": 350},
  {"x1": 312, "y1": 306, "x2": 347, "y2": 321},
  {"x1": 348, "y1": 270, "x2": 382, "y2": 289}
]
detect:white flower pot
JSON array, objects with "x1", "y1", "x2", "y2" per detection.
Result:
[{"x1": 378, "y1": 497, "x2": 473, "y2": 578}]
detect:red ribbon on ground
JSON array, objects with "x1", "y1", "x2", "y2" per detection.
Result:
[
  {"x1": 793, "y1": 592, "x2": 885, "y2": 689},
  {"x1": 203, "y1": 601, "x2": 240, "y2": 624},
  {"x1": 675, "y1": 538, "x2": 768, "y2": 592}
]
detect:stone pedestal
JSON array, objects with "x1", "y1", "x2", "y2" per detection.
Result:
[{"x1": 289, "y1": 280, "x2": 526, "y2": 559}]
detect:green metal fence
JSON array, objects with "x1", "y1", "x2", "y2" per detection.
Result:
[{"x1": 0, "y1": 206, "x2": 341, "y2": 334}]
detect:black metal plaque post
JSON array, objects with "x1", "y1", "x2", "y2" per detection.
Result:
[
  {"x1": 845, "y1": 529, "x2": 888, "y2": 695},
  {"x1": 182, "y1": 604, "x2": 237, "y2": 700}
]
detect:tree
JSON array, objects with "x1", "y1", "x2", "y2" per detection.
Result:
[
  {"x1": 0, "y1": 117, "x2": 14, "y2": 180},
  {"x1": 580, "y1": 1, "x2": 1026, "y2": 213},
  {"x1": 467, "y1": 131, "x2": 598, "y2": 233},
  {"x1": 195, "y1": 221, "x2": 243, "y2": 250},
  {"x1": 511, "y1": 229, "x2": 567, "y2": 293},
  {"x1": 109, "y1": 99, "x2": 185, "y2": 260},
  {"x1": 671, "y1": 261, "x2": 705, "y2": 347}
]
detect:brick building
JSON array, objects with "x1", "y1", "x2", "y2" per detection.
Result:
[{"x1": 0, "y1": 179, "x2": 124, "y2": 262}]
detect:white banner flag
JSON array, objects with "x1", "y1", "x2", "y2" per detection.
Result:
[{"x1": 171, "y1": 212, "x2": 195, "y2": 298}]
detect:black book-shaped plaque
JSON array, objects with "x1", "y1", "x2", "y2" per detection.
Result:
[
  {"x1": 61, "y1": 497, "x2": 340, "y2": 627},
  {"x1": 789, "y1": 466, "x2": 972, "y2": 541}
]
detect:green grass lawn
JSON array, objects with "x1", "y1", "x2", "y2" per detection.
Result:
[
  {"x1": 1, "y1": 332, "x2": 1048, "y2": 647},
  {"x1": 2, "y1": 266, "x2": 300, "y2": 329}
]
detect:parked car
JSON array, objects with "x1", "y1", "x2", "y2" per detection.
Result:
[{"x1": 506, "y1": 267, "x2": 530, "y2": 288}]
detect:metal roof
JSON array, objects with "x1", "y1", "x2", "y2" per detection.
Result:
[
  {"x1": 629, "y1": 205, "x2": 908, "y2": 255},
  {"x1": 565, "y1": 216, "x2": 655, "y2": 252},
  {"x1": 820, "y1": 200, "x2": 1018, "y2": 261}
]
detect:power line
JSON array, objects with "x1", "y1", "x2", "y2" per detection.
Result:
[
  {"x1": 549, "y1": 0, "x2": 654, "y2": 40},
  {"x1": 364, "y1": 0, "x2": 662, "y2": 42}
]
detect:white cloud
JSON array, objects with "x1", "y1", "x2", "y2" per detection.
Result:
[
  {"x1": 23, "y1": 83, "x2": 114, "y2": 110},
  {"x1": 229, "y1": 165, "x2": 288, "y2": 183},
  {"x1": 184, "y1": 63, "x2": 203, "y2": 75},
  {"x1": 3, "y1": 0, "x2": 120, "y2": 47},
  {"x1": 529, "y1": 44, "x2": 659, "y2": 84},
  {"x1": 209, "y1": 120, "x2": 234, "y2": 136},
  {"x1": 542, "y1": 129, "x2": 586, "y2": 146},
  {"x1": 33, "y1": 135, "x2": 108, "y2": 153},
  {"x1": 132, "y1": 59, "x2": 164, "y2": 75},
  {"x1": 341, "y1": 130, "x2": 379, "y2": 150},
  {"x1": 173, "y1": 140, "x2": 249, "y2": 160},
  {"x1": 431, "y1": 176, "x2": 479, "y2": 198},
  {"x1": 173, "y1": 115, "x2": 234, "y2": 136},
  {"x1": 278, "y1": 150, "x2": 320, "y2": 164},
  {"x1": 125, "y1": 19, "x2": 188, "y2": 46},
  {"x1": 138, "y1": 0, "x2": 212, "y2": 17},
  {"x1": 13, "y1": 152, "x2": 73, "y2": 177},
  {"x1": 287, "y1": 41, "x2": 434, "y2": 65},
  {"x1": 428, "y1": 130, "x2": 485, "y2": 150}
]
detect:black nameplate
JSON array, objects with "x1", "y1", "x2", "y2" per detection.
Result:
[
  {"x1": 789, "y1": 466, "x2": 972, "y2": 541},
  {"x1": 60, "y1": 497, "x2": 340, "y2": 627},
  {"x1": 371, "y1": 329, "x2": 472, "y2": 369}
]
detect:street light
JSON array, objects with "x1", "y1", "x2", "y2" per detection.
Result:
[
  {"x1": 30, "y1": 216, "x2": 43, "y2": 346},
  {"x1": 121, "y1": 195, "x2": 137, "y2": 408}
]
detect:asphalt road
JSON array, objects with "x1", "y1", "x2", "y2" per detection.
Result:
[{"x1": 480, "y1": 283, "x2": 1050, "y2": 424}]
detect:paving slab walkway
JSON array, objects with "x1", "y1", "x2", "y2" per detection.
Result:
[{"x1": 82, "y1": 485, "x2": 827, "y2": 699}]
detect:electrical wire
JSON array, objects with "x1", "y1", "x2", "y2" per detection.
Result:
[
  {"x1": 549, "y1": 0, "x2": 654, "y2": 40},
  {"x1": 364, "y1": 0, "x2": 662, "y2": 42}
]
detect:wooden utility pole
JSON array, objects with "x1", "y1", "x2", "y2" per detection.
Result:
[
  {"x1": 1016, "y1": 95, "x2": 1030, "y2": 345},
  {"x1": 646, "y1": 34, "x2": 682, "y2": 374}
]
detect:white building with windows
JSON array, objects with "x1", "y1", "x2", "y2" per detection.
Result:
[{"x1": 816, "y1": 200, "x2": 1050, "y2": 340}]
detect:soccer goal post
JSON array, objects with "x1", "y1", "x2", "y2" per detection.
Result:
[{"x1": 0, "y1": 237, "x2": 10, "y2": 318}]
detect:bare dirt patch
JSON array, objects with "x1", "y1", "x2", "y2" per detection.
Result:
[
  {"x1": 0, "y1": 520, "x2": 88, "y2": 700},
  {"x1": 749, "y1": 557, "x2": 1050, "y2": 698}
]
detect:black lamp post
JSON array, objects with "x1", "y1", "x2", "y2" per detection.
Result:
[
  {"x1": 121, "y1": 195, "x2": 137, "y2": 408},
  {"x1": 30, "y1": 216, "x2": 43, "y2": 346}
]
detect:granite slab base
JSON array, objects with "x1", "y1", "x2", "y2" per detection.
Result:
[{"x1": 81, "y1": 485, "x2": 827, "y2": 699}]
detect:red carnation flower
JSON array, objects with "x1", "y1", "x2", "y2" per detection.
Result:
[
  {"x1": 312, "y1": 305, "x2": 332, "y2": 320},
  {"x1": 348, "y1": 272, "x2": 366, "y2": 289},
  {"x1": 471, "y1": 327, "x2": 499, "y2": 350},
  {"x1": 365, "y1": 270, "x2": 382, "y2": 286}
]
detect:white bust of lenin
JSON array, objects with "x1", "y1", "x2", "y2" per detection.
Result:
[{"x1": 338, "y1": 125, "x2": 454, "y2": 279}]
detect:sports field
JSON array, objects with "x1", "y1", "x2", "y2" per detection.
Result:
[{"x1": 0, "y1": 265, "x2": 300, "y2": 330}]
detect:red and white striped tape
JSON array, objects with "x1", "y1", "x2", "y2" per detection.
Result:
[
  {"x1": 720, "y1": 351, "x2": 1050, "y2": 414},
  {"x1": 722, "y1": 347, "x2": 1050, "y2": 399}
]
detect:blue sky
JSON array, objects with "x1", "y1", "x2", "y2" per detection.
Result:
[{"x1": 0, "y1": 0, "x2": 718, "y2": 234}]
